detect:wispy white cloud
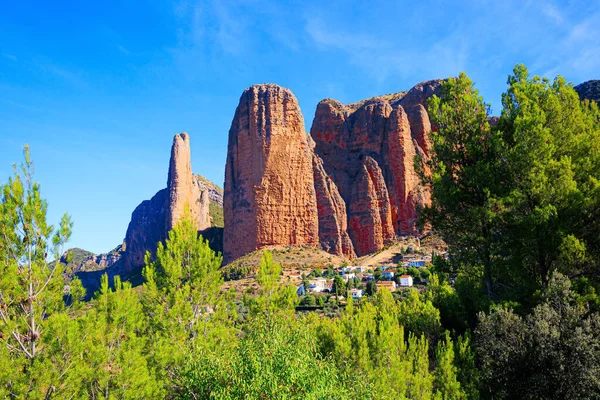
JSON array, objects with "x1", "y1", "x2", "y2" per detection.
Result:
[
  {"x1": 541, "y1": 2, "x2": 563, "y2": 25},
  {"x1": 117, "y1": 45, "x2": 131, "y2": 55},
  {"x1": 305, "y1": 19, "x2": 386, "y2": 53},
  {"x1": 305, "y1": 17, "x2": 469, "y2": 84},
  {"x1": 172, "y1": 0, "x2": 303, "y2": 58},
  {"x1": 538, "y1": 12, "x2": 600, "y2": 79},
  {"x1": 0, "y1": 99, "x2": 30, "y2": 109},
  {"x1": 2, "y1": 53, "x2": 17, "y2": 61}
]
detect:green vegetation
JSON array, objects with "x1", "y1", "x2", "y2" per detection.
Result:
[
  {"x1": 63, "y1": 247, "x2": 95, "y2": 265},
  {"x1": 208, "y1": 202, "x2": 224, "y2": 228},
  {"x1": 2, "y1": 64, "x2": 600, "y2": 398}
]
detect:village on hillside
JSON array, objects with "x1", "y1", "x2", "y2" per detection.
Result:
[{"x1": 289, "y1": 237, "x2": 449, "y2": 309}]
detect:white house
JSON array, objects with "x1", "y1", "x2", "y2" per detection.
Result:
[
  {"x1": 350, "y1": 288, "x2": 363, "y2": 299},
  {"x1": 308, "y1": 278, "x2": 327, "y2": 292},
  {"x1": 341, "y1": 266, "x2": 353, "y2": 274},
  {"x1": 400, "y1": 275, "x2": 413, "y2": 287},
  {"x1": 341, "y1": 273, "x2": 356, "y2": 281}
]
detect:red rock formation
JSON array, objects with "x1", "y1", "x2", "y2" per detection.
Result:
[
  {"x1": 397, "y1": 79, "x2": 443, "y2": 109},
  {"x1": 122, "y1": 133, "x2": 211, "y2": 271},
  {"x1": 386, "y1": 107, "x2": 423, "y2": 234},
  {"x1": 348, "y1": 156, "x2": 395, "y2": 255},
  {"x1": 312, "y1": 153, "x2": 355, "y2": 258},
  {"x1": 407, "y1": 104, "x2": 432, "y2": 157},
  {"x1": 222, "y1": 80, "x2": 441, "y2": 262},
  {"x1": 167, "y1": 133, "x2": 211, "y2": 231},
  {"x1": 309, "y1": 80, "x2": 441, "y2": 255},
  {"x1": 223, "y1": 84, "x2": 319, "y2": 263}
]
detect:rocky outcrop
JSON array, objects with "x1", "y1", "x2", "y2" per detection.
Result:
[
  {"x1": 312, "y1": 153, "x2": 355, "y2": 258},
  {"x1": 575, "y1": 80, "x2": 600, "y2": 104},
  {"x1": 348, "y1": 156, "x2": 395, "y2": 254},
  {"x1": 121, "y1": 132, "x2": 211, "y2": 273},
  {"x1": 73, "y1": 133, "x2": 217, "y2": 297},
  {"x1": 197, "y1": 175, "x2": 224, "y2": 206},
  {"x1": 309, "y1": 80, "x2": 440, "y2": 256},
  {"x1": 223, "y1": 84, "x2": 319, "y2": 263},
  {"x1": 167, "y1": 133, "x2": 211, "y2": 232},
  {"x1": 120, "y1": 188, "x2": 168, "y2": 270},
  {"x1": 223, "y1": 80, "x2": 440, "y2": 262}
]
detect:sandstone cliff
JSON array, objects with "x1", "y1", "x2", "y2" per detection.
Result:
[
  {"x1": 312, "y1": 152, "x2": 356, "y2": 258},
  {"x1": 75, "y1": 133, "x2": 218, "y2": 296},
  {"x1": 310, "y1": 80, "x2": 440, "y2": 255},
  {"x1": 223, "y1": 84, "x2": 320, "y2": 263},
  {"x1": 122, "y1": 132, "x2": 211, "y2": 271},
  {"x1": 223, "y1": 80, "x2": 440, "y2": 262}
]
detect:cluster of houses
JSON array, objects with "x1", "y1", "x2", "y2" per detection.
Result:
[{"x1": 297, "y1": 262, "x2": 429, "y2": 300}]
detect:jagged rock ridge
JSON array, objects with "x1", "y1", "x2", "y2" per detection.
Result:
[
  {"x1": 224, "y1": 80, "x2": 441, "y2": 262},
  {"x1": 309, "y1": 80, "x2": 440, "y2": 256},
  {"x1": 121, "y1": 132, "x2": 211, "y2": 270}
]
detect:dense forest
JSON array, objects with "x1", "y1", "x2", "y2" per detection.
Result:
[{"x1": 1, "y1": 65, "x2": 600, "y2": 399}]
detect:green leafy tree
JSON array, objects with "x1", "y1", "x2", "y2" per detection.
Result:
[
  {"x1": 426, "y1": 275, "x2": 468, "y2": 333},
  {"x1": 80, "y1": 274, "x2": 161, "y2": 399},
  {"x1": 178, "y1": 314, "x2": 348, "y2": 399},
  {"x1": 497, "y1": 65, "x2": 600, "y2": 289},
  {"x1": 476, "y1": 273, "x2": 600, "y2": 399},
  {"x1": 301, "y1": 273, "x2": 310, "y2": 295},
  {"x1": 0, "y1": 145, "x2": 75, "y2": 361},
  {"x1": 333, "y1": 275, "x2": 346, "y2": 299},
  {"x1": 142, "y1": 215, "x2": 234, "y2": 389},
  {"x1": 365, "y1": 280, "x2": 377, "y2": 297},
  {"x1": 453, "y1": 331, "x2": 479, "y2": 400},
  {"x1": 247, "y1": 251, "x2": 296, "y2": 320},
  {"x1": 317, "y1": 289, "x2": 435, "y2": 399},
  {"x1": 408, "y1": 266, "x2": 421, "y2": 279},
  {"x1": 424, "y1": 72, "x2": 507, "y2": 301},
  {"x1": 373, "y1": 267, "x2": 382, "y2": 282},
  {"x1": 398, "y1": 289, "x2": 442, "y2": 341},
  {"x1": 434, "y1": 331, "x2": 464, "y2": 400},
  {"x1": 300, "y1": 294, "x2": 317, "y2": 307},
  {"x1": 308, "y1": 268, "x2": 322, "y2": 278}
]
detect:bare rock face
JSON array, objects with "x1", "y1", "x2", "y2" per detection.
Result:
[
  {"x1": 222, "y1": 80, "x2": 440, "y2": 262},
  {"x1": 348, "y1": 156, "x2": 395, "y2": 255},
  {"x1": 121, "y1": 189, "x2": 168, "y2": 269},
  {"x1": 575, "y1": 80, "x2": 600, "y2": 104},
  {"x1": 223, "y1": 84, "x2": 319, "y2": 263},
  {"x1": 313, "y1": 153, "x2": 355, "y2": 258},
  {"x1": 310, "y1": 80, "x2": 441, "y2": 255},
  {"x1": 122, "y1": 133, "x2": 211, "y2": 272},
  {"x1": 167, "y1": 133, "x2": 211, "y2": 231},
  {"x1": 407, "y1": 104, "x2": 432, "y2": 157}
]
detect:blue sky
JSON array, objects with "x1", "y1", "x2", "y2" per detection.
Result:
[{"x1": 1, "y1": 0, "x2": 598, "y2": 254}]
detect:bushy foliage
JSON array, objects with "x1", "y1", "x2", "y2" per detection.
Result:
[
  {"x1": 3, "y1": 62, "x2": 600, "y2": 399},
  {"x1": 476, "y1": 274, "x2": 600, "y2": 399}
]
